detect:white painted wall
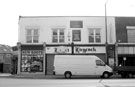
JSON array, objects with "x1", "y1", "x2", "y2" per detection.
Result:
[{"x1": 19, "y1": 16, "x2": 116, "y2": 44}]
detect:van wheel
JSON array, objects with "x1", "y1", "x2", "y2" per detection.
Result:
[
  {"x1": 64, "y1": 72, "x2": 72, "y2": 79},
  {"x1": 103, "y1": 72, "x2": 109, "y2": 78}
]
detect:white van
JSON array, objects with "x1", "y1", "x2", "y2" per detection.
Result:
[{"x1": 53, "y1": 55, "x2": 113, "y2": 78}]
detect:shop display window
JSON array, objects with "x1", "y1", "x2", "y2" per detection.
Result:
[{"x1": 21, "y1": 50, "x2": 43, "y2": 72}]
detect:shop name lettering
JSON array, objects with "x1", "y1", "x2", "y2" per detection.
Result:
[
  {"x1": 75, "y1": 47, "x2": 96, "y2": 53},
  {"x1": 22, "y1": 50, "x2": 43, "y2": 54},
  {"x1": 54, "y1": 48, "x2": 69, "y2": 53}
]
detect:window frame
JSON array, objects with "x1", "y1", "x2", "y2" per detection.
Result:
[
  {"x1": 52, "y1": 28, "x2": 65, "y2": 43},
  {"x1": 127, "y1": 26, "x2": 135, "y2": 43},
  {"x1": 72, "y1": 30, "x2": 81, "y2": 41},
  {"x1": 88, "y1": 28, "x2": 101, "y2": 43},
  {"x1": 96, "y1": 60, "x2": 105, "y2": 66},
  {"x1": 26, "y1": 28, "x2": 39, "y2": 43}
]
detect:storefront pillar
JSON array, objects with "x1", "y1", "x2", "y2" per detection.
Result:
[
  {"x1": 43, "y1": 42, "x2": 46, "y2": 75},
  {"x1": 17, "y1": 42, "x2": 21, "y2": 74},
  {"x1": 71, "y1": 42, "x2": 74, "y2": 54},
  {"x1": 115, "y1": 43, "x2": 118, "y2": 66}
]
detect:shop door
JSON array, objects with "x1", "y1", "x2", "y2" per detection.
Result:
[
  {"x1": 12, "y1": 60, "x2": 17, "y2": 74},
  {"x1": 47, "y1": 55, "x2": 55, "y2": 75},
  {"x1": 0, "y1": 63, "x2": 3, "y2": 73}
]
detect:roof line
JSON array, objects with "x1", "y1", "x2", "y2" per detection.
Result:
[{"x1": 19, "y1": 15, "x2": 135, "y2": 18}]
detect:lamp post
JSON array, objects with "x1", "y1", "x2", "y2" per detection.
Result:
[{"x1": 105, "y1": 0, "x2": 109, "y2": 65}]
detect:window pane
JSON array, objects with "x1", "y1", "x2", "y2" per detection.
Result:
[
  {"x1": 59, "y1": 39, "x2": 64, "y2": 43},
  {"x1": 33, "y1": 36, "x2": 38, "y2": 43},
  {"x1": 96, "y1": 36, "x2": 101, "y2": 43},
  {"x1": 52, "y1": 36, "x2": 58, "y2": 43},
  {"x1": 27, "y1": 30, "x2": 32, "y2": 36},
  {"x1": 52, "y1": 30, "x2": 58, "y2": 43},
  {"x1": 53, "y1": 30, "x2": 57, "y2": 35},
  {"x1": 59, "y1": 36, "x2": 64, "y2": 43},
  {"x1": 60, "y1": 30, "x2": 64, "y2": 35},
  {"x1": 89, "y1": 29, "x2": 94, "y2": 35},
  {"x1": 72, "y1": 30, "x2": 81, "y2": 41},
  {"x1": 96, "y1": 60, "x2": 101, "y2": 66},
  {"x1": 89, "y1": 36, "x2": 94, "y2": 42},
  {"x1": 127, "y1": 29, "x2": 135, "y2": 43},
  {"x1": 96, "y1": 29, "x2": 100, "y2": 35},
  {"x1": 27, "y1": 36, "x2": 32, "y2": 43},
  {"x1": 70, "y1": 21, "x2": 83, "y2": 28},
  {"x1": 34, "y1": 30, "x2": 38, "y2": 36},
  {"x1": 21, "y1": 53, "x2": 43, "y2": 72}
]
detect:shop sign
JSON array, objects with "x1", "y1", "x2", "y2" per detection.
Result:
[
  {"x1": 22, "y1": 50, "x2": 43, "y2": 55},
  {"x1": 46, "y1": 46, "x2": 71, "y2": 54},
  {"x1": 74, "y1": 46, "x2": 105, "y2": 54}
]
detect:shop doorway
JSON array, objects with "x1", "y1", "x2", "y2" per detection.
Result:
[
  {"x1": 118, "y1": 56, "x2": 135, "y2": 66},
  {"x1": 0, "y1": 63, "x2": 3, "y2": 73},
  {"x1": 46, "y1": 54, "x2": 55, "y2": 75},
  {"x1": 12, "y1": 60, "x2": 17, "y2": 74}
]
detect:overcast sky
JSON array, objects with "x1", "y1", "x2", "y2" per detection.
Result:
[{"x1": 0, "y1": 0, "x2": 135, "y2": 46}]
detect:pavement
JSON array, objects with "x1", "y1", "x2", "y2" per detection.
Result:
[
  {"x1": 0, "y1": 73, "x2": 12, "y2": 76},
  {"x1": 0, "y1": 73, "x2": 122, "y2": 79}
]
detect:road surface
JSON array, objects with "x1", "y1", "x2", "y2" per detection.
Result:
[{"x1": 1, "y1": 78, "x2": 135, "y2": 87}]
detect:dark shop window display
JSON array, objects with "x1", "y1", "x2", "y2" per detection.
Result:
[{"x1": 21, "y1": 50, "x2": 43, "y2": 72}]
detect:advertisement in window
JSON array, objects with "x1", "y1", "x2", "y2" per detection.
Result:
[{"x1": 21, "y1": 50, "x2": 43, "y2": 72}]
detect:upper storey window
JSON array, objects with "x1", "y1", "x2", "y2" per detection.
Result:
[
  {"x1": 127, "y1": 26, "x2": 135, "y2": 43},
  {"x1": 52, "y1": 29, "x2": 65, "y2": 43},
  {"x1": 70, "y1": 21, "x2": 83, "y2": 42},
  {"x1": 26, "y1": 27, "x2": 39, "y2": 43},
  {"x1": 88, "y1": 28, "x2": 101, "y2": 43}
]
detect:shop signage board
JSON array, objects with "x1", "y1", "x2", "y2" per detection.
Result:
[
  {"x1": 74, "y1": 46, "x2": 105, "y2": 54},
  {"x1": 118, "y1": 46, "x2": 135, "y2": 54},
  {"x1": 22, "y1": 50, "x2": 43, "y2": 55},
  {"x1": 46, "y1": 46, "x2": 71, "y2": 54}
]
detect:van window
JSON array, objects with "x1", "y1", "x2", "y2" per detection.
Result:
[{"x1": 96, "y1": 60, "x2": 105, "y2": 66}]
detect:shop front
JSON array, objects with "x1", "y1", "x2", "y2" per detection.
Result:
[
  {"x1": 117, "y1": 44, "x2": 135, "y2": 66},
  {"x1": 18, "y1": 44, "x2": 108, "y2": 75},
  {"x1": 45, "y1": 44, "x2": 107, "y2": 75},
  {"x1": 45, "y1": 45, "x2": 72, "y2": 75},
  {"x1": 73, "y1": 45, "x2": 106, "y2": 62},
  {"x1": 18, "y1": 45, "x2": 45, "y2": 74}
]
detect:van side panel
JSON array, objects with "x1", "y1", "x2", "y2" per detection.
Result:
[{"x1": 54, "y1": 55, "x2": 112, "y2": 76}]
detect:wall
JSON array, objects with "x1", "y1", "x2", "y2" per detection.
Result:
[
  {"x1": 115, "y1": 17, "x2": 135, "y2": 43},
  {"x1": 19, "y1": 16, "x2": 116, "y2": 44}
]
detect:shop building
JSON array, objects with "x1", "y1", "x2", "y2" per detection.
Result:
[
  {"x1": 115, "y1": 17, "x2": 135, "y2": 66},
  {"x1": 18, "y1": 16, "x2": 116, "y2": 75}
]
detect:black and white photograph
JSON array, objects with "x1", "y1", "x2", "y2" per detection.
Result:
[{"x1": 0, "y1": 0, "x2": 135, "y2": 87}]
